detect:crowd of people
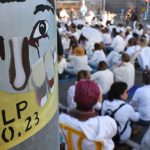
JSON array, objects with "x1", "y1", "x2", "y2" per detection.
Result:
[{"x1": 58, "y1": 12, "x2": 150, "y2": 150}]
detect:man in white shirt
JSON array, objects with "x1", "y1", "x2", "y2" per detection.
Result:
[
  {"x1": 88, "y1": 43, "x2": 106, "y2": 69},
  {"x1": 113, "y1": 53, "x2": 135, "y2": 90},
  {"x1": 91, "y1": 61, "x2": 114, "y2": 95},
  {"x1": 111, "y1": 31, "x2": 126, "y2": 53},
  {"x1": 130, "y1": 69, "x2": 150, "y2": 124},
  {"x1": 60, "y1": 80, "x2": 117, "y2": 150}
]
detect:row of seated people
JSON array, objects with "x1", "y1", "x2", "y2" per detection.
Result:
[
  {"x1": 58, "y1": 36, "x2": 150, "y2": 79},
  {"x1": 59, "y1": 49, "x2": 135, "y2": 96},
  {"x1": 59, "y1": 68, "x2": 150, "y2": 150},
  {"x1": 58, "y1": 20, "x2": 150, "y2": 74}
]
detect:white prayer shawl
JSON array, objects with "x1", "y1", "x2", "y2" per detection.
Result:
[
  {"x1": 59, "y1": 114, "x2": 117, "y2": 150},
  {"x1": 91, "y1": 69, "x2": 114, "y2": 94},
  {"x1": 102, "y1": 33, "x2": 112, "y2": 45},
  {"x1": 107, "y1": 51, "x2": 121, "y2": 67},
  {"x1": 111, "y1": 35, "x2": 126, "y2": 52},
  {"x1": 88, "y1": 50, "x2": 106, "y2": 65},
  {"x1": 138, "y1": 46, "x2": 150, "y2": 69},
  {"x1": 130, "y1": 85, "x2": 150, "y2": 121},
  {"x1": 101, "y1": 100, "x2": 140, "y2": 141},
  {"x1": 113, "y1": 62, "x2": 135, "y2": 90},
  {"x1": 58, "y1": 58, "x2": 67, "y2": 74},
  {"x1": 68, "y1": 55, "x2": 92, "y2": 73},
  {"x1": 126, "y1": 45, "x2": 140, "y2": 57},
  {"x1": 61, "y1": 37, "x2": 70, "y2": 50}
]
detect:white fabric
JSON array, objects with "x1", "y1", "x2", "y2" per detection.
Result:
[
  {"x1": 113, "y1": 62, "x2": 135, "y2": 90},
  {"x1": 102, "y1": 33, "x2": 112, "y2": 45},
  {"x1": 81, "y1": 27, "x2": 103, "y2": 43},
  {"x1": 108, "y1": 25, "x2": 116, "y2": 33},
  {"x1": 137, "y1": 46, "x2": 150, "y2": 69},
  {"x1": 68, "y1": 55, "x2": 92, "y2": 73},
  {"x1": 107, "y1": 51, "x2": 121, "y2": 67},
  {"x1": 101, "y1": 100, "x2": 140, "y2": 141},
  {"x1": 141, "y1": 125, "x2": 150, "y2": 150},
  {"x1": 88, "y1": 50, "x2": 106, "y2": 65},
  {"x1": 130, "y1": 85, "x2": 150, "y2": 121},
  {"x1": 61, "y1": 36, "x2": 70, "y2": 50},
  {"x1": 67, "y1": 85, "x2": 76, "y2": 111},
  {"x1": 126, "y1": 45, "x2": 140, "y2": 57},
  {"x1": 59, "y1": 113, "x2": 117, "y2": 150},
  {"x1": 134, "y1": 29, "x2": 144, "y2": 36},
  {"x1": 111, "y1": 35, "x2": 126, "y2": 52},
  {"x1": 91, "y1": 69, "x2": 114, "y2": 94},
  {"x1": 58, "y1": 58, "x2": 67, "y2": 74}
]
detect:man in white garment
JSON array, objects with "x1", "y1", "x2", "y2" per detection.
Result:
[
  {"x1": 60, "y1": 80, "x2": 117, "y2": 150},
  {"x1": 111, "y1": 31, "x2": 126, "y2": 53},
  {"x1": 113, "y1": 53, "x2": 135, "y2": 90},
  {"x1": 91, "y1": 61, "x2": 114, "y2": 95}
]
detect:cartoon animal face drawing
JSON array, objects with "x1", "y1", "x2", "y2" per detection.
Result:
[{"x1": 0, "y1": 0, "x2": 57, "y2": 106}]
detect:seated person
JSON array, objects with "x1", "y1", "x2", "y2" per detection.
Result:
[
  {"x1": 137, "y1": 37, "x2": 150, "y2": 70},
  {"x1": 101, "y1": 82, "x2": 140, "y2": 142},
  {"x1": 91, "y1": 61, "x2": 114, "y2": 95},
  {"x1": 130, "y1": 68, "x2": 150, "y2": 125},
  {"x1": 125, "y1": 37, "x2": 140, "y2": 57},
  {"x1": 58, "y1": 55, "x2": 67, "y2": 79},
  {"x1": 67, "y1": 70, "x2": 93, "y2": 111},
  {"x1": 65, "y1": 46, "x2": 92, "y2": 75},
  {"x1": 60, "y1": 80, "x2": 117, "y2": 150},
  {"x1": 106, "y1": 51, "x2": 121, "y2": 68},
  {"x1": 112, "y1": 53, "x2": 135, "y2": 90},
  {"x1": 88, "y1": 43, "x2": 106, "y2": 69}
]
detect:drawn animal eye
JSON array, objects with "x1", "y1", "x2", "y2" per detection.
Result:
[{"x1": 33, "y1": 20, "x2": 49, "y2": 38}]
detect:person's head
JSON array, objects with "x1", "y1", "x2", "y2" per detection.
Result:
[
  {"x1": 112, "y1": 28, "x2": 118, "y2": 38},
  {"x1": 70, "y1": 23, "x2": 76, "y2": 32},
  {"x1": 138, "y1": 24, "x2": 143, "y2": 30},
  {"x1": 126, "y1": 26, "x2": 132, "y2": 32},
  {"x1": 74, "y1": 80, "x2": 100, "y2": 111},
  {"x1": 77, "y1": 24, "x2": 84, "y2": 30},
  {"x1": 128, "y1": 37, "x2": 138, "y2": 46},
  {"x1": 79, "y1": 34, "x2": 88, "y2": 43},
  {"x1": 74, "y1": 46, "x2": 85, "y2": 56},
  {"x1": 139, "y1": 36, "x2": 148, "y2": 47},
  {"x1": 132, "y1": 32, "x2": 139, "y2": 40},
  {"x1": 69, "y1": 36, "x2": 78, "y2": 49},
  {"x1": 94, "y1": 42, "x2": 104, "y2": 50},
  {"x1": 102, "y1": 27, "x2": 109, "y2": 33},
  {"x1": 76, "y1": 70, "x2": 91, "y2": 81},
  {"x1": 98, "y1": 61, "x2": 108, "y2": 70},
  {"x1": 143, "y1": 67, "x2": 150, "y2": 84},
  {"x1": 117, "y1": 23, "x2": 123, "y2": 27},
  {"x1": 108, "y1": 82, "x2": 128, "y2": 101},
  {"x1": 121, "y1": 53, "x2": 130, "y2": 62}
]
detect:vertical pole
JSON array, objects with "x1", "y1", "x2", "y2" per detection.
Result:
[
  {"x1": 103, "y1": 0, "x2": 106, "y2": 12},
  {"x1": 146, "y1": 1, "x2": 149, "y2": 14}
]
